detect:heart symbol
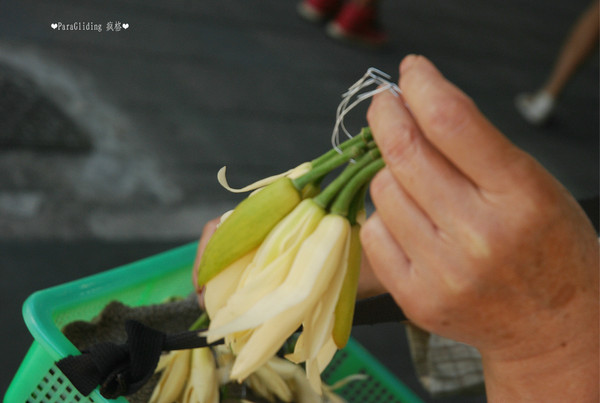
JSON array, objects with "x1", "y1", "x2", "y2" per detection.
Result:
[
  {"x1": 51, "y1": 23, "x2": 57, "y2": 29},
  {"x1": 122, "y1": 23, "x2": 129, "y2": 29}
]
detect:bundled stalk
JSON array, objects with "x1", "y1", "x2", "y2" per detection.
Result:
[
  {"x1": 194, "y1": 127, "x2": 387, "y2": 395},
  {"x1": 158, "y1": 67, "x2": 403, "y2": 402}
]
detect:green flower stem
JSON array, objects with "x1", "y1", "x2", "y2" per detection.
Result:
[
  {"x1": 330, "y1": 157, "x2": 385, "y2": 218},
  {"x1": 313, "y1": 148, "x2": 381, "y2": 210},
  {"x1": 365, "y1": 140, "x2": 377, "y2": 150},
  {"x1": 310, "y1": 127, "x2": 374, "y2": 168},
  {"x1": 347, "y1": 183, "x2": 369, "y2": 225},
  {"x1": 293, "y1": 144, "x2": 367, "y2": 190},
  {"x1": 189, "y1": 312, "x2": 210, "y2": 331},
  {"x1": 311, "y1": 136, "x2": 362, "y2": 168}
]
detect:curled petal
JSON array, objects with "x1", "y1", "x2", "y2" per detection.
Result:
[{"x1": 217, "y1": 162, "x2": 312, "y2": 193}]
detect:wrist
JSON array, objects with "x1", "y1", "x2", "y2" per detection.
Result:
[{"x1": 480, "y1": 291, "x2": 599, "y2": 402}]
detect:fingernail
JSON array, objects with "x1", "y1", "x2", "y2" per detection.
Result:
[{"x1": 400, "y1": 54, "x2": 419, "y2": 75}]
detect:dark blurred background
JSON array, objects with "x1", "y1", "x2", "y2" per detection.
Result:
[{"x1": 1, "y1": 0, "x2": 598, "y2": 401}]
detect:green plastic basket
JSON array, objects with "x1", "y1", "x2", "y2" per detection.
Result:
[{"x1": 5, "y1": 242, "x2": 423, "y2": 403}]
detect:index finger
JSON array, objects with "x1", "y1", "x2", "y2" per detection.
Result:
[{"x1": 399, "y1": 55, "x2": 525, "y2": 192}]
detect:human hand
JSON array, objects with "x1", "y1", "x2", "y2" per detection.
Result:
[
  {"x1": 361, "y1": 55, "x2": 598, "y2": 401},
  {"x1": 357, "y1": 256, "x2": 386, "y2": 299},
  {"x1": 192, "y1": 217, "x2": 220, "y2": 309}
]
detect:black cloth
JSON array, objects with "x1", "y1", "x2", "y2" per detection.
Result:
[
  {"x1": 56, "y1": 294, "x2": 405, "y2": 398},
  {"x1": 354, "y1": 293, "x2": 408, "y2": 325},
  {"x1": 56, "y1": 320, "x2": 220, "y2": 399}
]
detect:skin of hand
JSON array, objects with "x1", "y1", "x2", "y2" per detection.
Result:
[
  {"x1": 357, "y1": 255, "x2": 387, "y2": 299},
  {"x1": 361, "y1": 54, "x2": 599, "y2": 401},
  {"x1": 192, "y1": 217, "x2": 220, "y2": 308}
]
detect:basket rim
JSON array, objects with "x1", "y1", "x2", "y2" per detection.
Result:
[
  {"x1": 17, "y1": 241, "x2": 424, "y2": 403},
  {"x1": 21, "y1": 241, "x2": 199, "y2": 360}
]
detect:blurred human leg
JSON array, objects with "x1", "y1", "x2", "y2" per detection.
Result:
[{"x1": 515, "y1": 1, "x2": 599, "y2": 125}]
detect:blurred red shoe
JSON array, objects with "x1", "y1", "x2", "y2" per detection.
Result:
[
  {"x1": 326, "y1": 2, "x2": 388, "y2": 47},
  {"x1": 297, "y1": 0, "x2": 343, "y2": 23}
]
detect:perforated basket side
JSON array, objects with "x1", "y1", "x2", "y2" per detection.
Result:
[
  {"x1": 4, "y1": 341, "x2": 124, "y2": 403},
  {"x1": 28, "y1": 365, "x2": 100, "y2": 403},
  {"x1": 22, "y1": 243, "x2": 198, "y2": 366},
  {"x1": 8, "y1": 242, "x2": 422, "y2": 403},
  {"x1": 7, "y1": 243, "x2": 199, "y2": 403},
  {"x1": 323, "y1": 339, "x2": 423, "y2": 403}
]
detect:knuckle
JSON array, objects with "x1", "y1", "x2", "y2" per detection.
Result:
[
  {"x1": 369, "y1": 169, "x2": 392, "y2": 198},
  {"x1": 382, "y1": 122, "x2": 422, "y2": 169},
  {"x1": 359, "y1": 217, "x2": 379, "y2": 252},
  {"x1": 427, "y1": 92, "x2": 475, "y2": 138},
  {"x1": 368, "y1": 171, "x2": 385, "y2": 198},
  {"x1": 496, "y1": 155, "x2": 564, "y2": 230},
  {"x1": 359, "y1": 219, "x2": 374, "y2": 247},
  {"x1": 462, "y1": 221, "x2": 497, "y2": 260}
]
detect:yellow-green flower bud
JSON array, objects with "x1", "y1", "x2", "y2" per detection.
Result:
[{"x1": 196, "y1": 177, "x2": 301, "y2": 286}]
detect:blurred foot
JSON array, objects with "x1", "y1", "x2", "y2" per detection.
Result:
[
  {"x1": 326, "y1": 2, "x2": 388, "y2": 48},
  {"x1": 514, "y1": 91, "x2": 556, "y2": 126},
  {"x1": 297, "y1": 0, "x2": 342, "y2": 23}
]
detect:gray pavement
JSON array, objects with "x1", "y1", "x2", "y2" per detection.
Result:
[{"x1": 1, "y1": 0, "x2": 598, "y2": 401}]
